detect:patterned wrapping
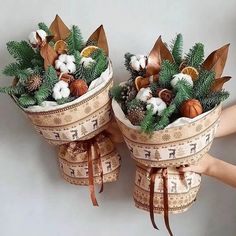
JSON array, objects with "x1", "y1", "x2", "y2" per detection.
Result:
[
  {"x1": 22, "y1": 78, "x2": 114, "y2": 145},
  {"x1": 133, "y1": 165, "x2": 201, "y2": 214},
  {"x1": 113, "y1": 100, "x2": 221, "y2": 167},
  {"x1": 58, "y1": 133, "x2": 121, "y2": 185}
]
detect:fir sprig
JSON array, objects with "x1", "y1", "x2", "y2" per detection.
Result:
[
  {"x1": 6, "y1": 41, "x2": 36, "y2": 68},
  {"x1": 18, "y1": 94, "x2": 36, "y2": 108},
  {"x1": 171, "y1": 34, "x2": 183, "y2": 65},
  {"x1": 34, "y1": 66, "x2": 58, "y2": 104},
  {"x1": 155, "y1": 104, "x2": 177, "y2": 130},
  {"x1": 140, "y1": 107, "x2": 156, "y2": 134},
  {"x1": 158, "y1": 60, "x2": 179, "y2": 88},
  {"x1": 193, "y1": 70, "x2": 215, "y2": 100},
  {"x1": 110, "y1": 85, "x2": 123, "y2": 102},
  {"x1": 201, "y1": 90, "x2": 229, "y2": 111},
  {"x1": 185, "y1": 43, "x2": 204, "y2": 68},
  {"x1": 66, "y1": 25, "x2": 84, "y2": 54}
]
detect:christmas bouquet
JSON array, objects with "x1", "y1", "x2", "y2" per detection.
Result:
[
  {"x1": 112, "y1": 35, "x2": 230, "y2": 234},
  {"x1": 0, "y1": 15, "x2": 121, "y2": 206}
]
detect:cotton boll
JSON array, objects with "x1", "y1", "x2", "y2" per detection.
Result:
[
  {"x1": 65, "y1": 55, "x2": 75, "y2": 63},
  {"x1": 36, "y1": 29, "x2": 47, "y2": 41},
  {"x1": 67, "y1": 62, "x2": 76, "y2": 73},
  {"x1": 59, "y1": 63, "x2": 69, "y2": 73},
  {"x1": 136, "y1": 88, "x2": 152, "y2": 102},
  {"x1": 171, "y1": 73, "x2": 193, "y2": 88},
  {"x1": 130, "y1": 56, "x2": 140, "y2": 71},
  {"x1": 28, "y1": 31, "x2": 37, "y2": 45},
  {"x1": 58, "y1": 54, "x2": 67, "y2": 62},
  {"x1": 80, "y1": 57, "x2": 95, "y2": 68},
  {"x1": 55, "y1": 60, "x2": 63, "y2": 70},
  {"x1": 139, "y1": 56, "x2": 147, "y2": 69},
  {"x1": 52, "y1": 81, "x2": 70, "y2": 100},
  {"x1": 146, "y1": 97, "x2": 167, "y2": 115}
]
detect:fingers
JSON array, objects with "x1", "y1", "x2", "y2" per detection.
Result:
[{"x1": 178, "y1": 166, "x2": 195, "y2": 173}]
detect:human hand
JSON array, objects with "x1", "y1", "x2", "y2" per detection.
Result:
[{"x1": 179, "y1": 153, "x2": 214, "y2": 175}]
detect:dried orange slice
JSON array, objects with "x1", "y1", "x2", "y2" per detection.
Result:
[
  {"x1": 54, "y1": 40, "x2": 68, "y2": 54},
  {"x1": 135, "y1": 76, "x2": 150, "y2": 91},
  {"x1": 81, "y1": 46, "x2": 99, "y2": 57},
  {"x1": 181, "y1": 66, "x2": 199, "y2": 81}
]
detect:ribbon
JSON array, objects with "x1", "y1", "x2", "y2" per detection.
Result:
[
  {"x1": 87, "y1": 138, "x2": 104, "y2": 206},
  {"x1": 149, "y1": 167, "x2": 173, "y2": 236}
]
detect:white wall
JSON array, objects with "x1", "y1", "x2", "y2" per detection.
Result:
[{"x1": 0, "y1": 1, "x2": 236, "y2": 235}]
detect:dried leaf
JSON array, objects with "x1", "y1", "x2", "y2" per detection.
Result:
[
  {"x1": 87, "y1": 25, "x2": 109, "y2": 56},
  {"x1": 211, "y1": 76, "x2": 231, "y2": 92},
  {"x1": 49, "y1": 15, "x2": 70, "y2": 41},
  {"x1": 40, "y1": 43, "x2": 58, "y2": 70},
  {"x1": 202, "y1": 44, "x2": 230, "y2": 78},
  {"x1": 146, "y1": 36, "x2": 174, "y2": 77}
]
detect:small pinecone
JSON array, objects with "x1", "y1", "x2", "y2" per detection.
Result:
[
  {"x1": 26, "y1": 75, "x2": 42, "y2": 92},
  {"x1": 127, "y1": 106, "x2": 146, "y2": 126},
  {"x1": 121, "y1": 82, "x2": 137, "y2": 105}
]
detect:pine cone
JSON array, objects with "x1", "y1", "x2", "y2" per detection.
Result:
[
  {"x1": 127, "y1": 106, "x2": 146, "y2": 126},
  {"x1": 26, "y1": 75, "x2": 42, "y2": 92},
  {"x1": 121, "y1": 82, "x2": 137, "y2": 105}
]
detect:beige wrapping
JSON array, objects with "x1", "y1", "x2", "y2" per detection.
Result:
[
  {"x1": 22, "y1": 78, "x2": 113, "y2": 145},
  {"x1": 113, "y1": 99, "x2": 221, "y2": 167},
  {"x1": 133, "y1": 165, "x2": 201, "y2": 214},
  {"x1": 58, "y1": 132, "x2": 121, "y2": 185}
]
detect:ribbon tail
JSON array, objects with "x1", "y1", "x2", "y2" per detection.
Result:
[
  {"x1": 162, "y1": 168, "x2": 173, "y2": 236},
  {"x1": 88, "y1": 142, "x2": 99, "y2": 206},
  {"x1": 95, "y1": 142, "x2": 104, "y2": 193},
  {"x1": 149, "y1": 168, "x2": 159, "y2": 230}
]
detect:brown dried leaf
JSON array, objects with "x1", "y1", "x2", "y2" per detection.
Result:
[
  {"x1": 146, "y1": 36, "x2": 174, "y2": 77},
  {"x1": 202, "y1": 44, "x2": 230, "y2": 78},
  {"x1": 211, "y1": 76, "x2": 231, "y2": 92},
  {"x1": 87, "y1": 25, "x2": 109, "y2": 56},
  {"x1": 40, "y1": 43, "x2": 58, "y2": 70},
  {"x1": 49, "y1": 15, "x2": 70, "y2": 41}
]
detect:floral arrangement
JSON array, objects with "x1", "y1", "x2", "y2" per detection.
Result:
[
  {"x1": 112, "y1": 34, "x2": 230, "y2": 133},
  {"x1": 0, "y1": 15, "x2": 109, "y2": 108}
]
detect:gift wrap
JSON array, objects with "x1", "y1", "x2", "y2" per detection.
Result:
[
  {"x1": 21, "y1": 67, "x2": 114, "y2": 145},
  {"x1": 134, "y1": 165, "x2": 201, "y2": 214},
  {"x1": 113, "y1": 99, "x2": 221, "y2": 168},
  {"x1": 58, "y1": 132, "x2": 121, "y2": 186}
]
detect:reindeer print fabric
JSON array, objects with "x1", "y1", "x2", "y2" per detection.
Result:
[
  {"x1": 113, "y1": 100, "x2": 221, "y2": 167},
  {"x1": 133, "y1": 165, "x2": 201, "y2": 214},
  {"x1": 23, "y1": 78, "x2": 113, "y2": 145},
  {"x1": 58, "y1": 133, "x2": 121, "y2": 185}
]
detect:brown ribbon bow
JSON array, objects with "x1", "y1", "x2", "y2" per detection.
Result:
[{"x1": 149, "y1": 167, "x2": 173, "y2": 236}]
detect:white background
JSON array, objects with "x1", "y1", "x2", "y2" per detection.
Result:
[{"x1": 0, "y1": 1, "x2": 236, "y2": 235}]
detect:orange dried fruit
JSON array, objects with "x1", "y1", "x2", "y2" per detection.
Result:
[
  {"x1": 135, "y1": 76, "x2": 150, "y2": 91},
  {"x1": 54, "y1": 40, "x2": 68, "y2": 54},
  {"x1": 81, "y1": 46, "x2": 99, "y2": 57},
  {"x1": 181, "y1": 66, "x2": 199, "y2": 81}
]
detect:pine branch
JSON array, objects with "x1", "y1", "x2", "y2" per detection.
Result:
[
  {"x1": 38, "y1": 22, "x2": 52, "y2": 35},
  {"x1": 173, "y1": 80, "x2": 193, "y2": 109},
  {"x1": 0, "y1": 84, "x2": 26, "y2": 95},
  {"x1": 80, "y1": 49, "x2": 108, "y2": 84},
  {"x1": 34, "y1": 66, "x2": 58, "y2": 104},
  {"x1": 155, "y1": 104, "x2": 177, "y2": 130},
  {"x1": 66, "y1": 25, "x2": 84, "y2": 54},
  {"x1": 158, "y1": 60, "x2": 179, "y2": 88},
  {"x1": 56, "y1": 97, "x2": 75, "y2": 105},
  {"x1": 18, "y1": 94, "x2": 36, "y2": 108},
  {"x1": 201, "y1": 90, "x2": 229, "y2": 111},
  {"x1": 3, "y1": 63, "x2": 22, "y2": 76},
  {"x1": 6, "y1": 41, "x2": 36, "y2": 67},
  {"x1": 149, "y1": 82, "x2": 159, "y2": 94},
  {"x1": 110, "y1": 85, "x2": 123, "y2": 102},
  {"x1": 194, "y1": 70, "x2": 215, "y2": 99},
  {"x1": 140, "y1": 107, "x2": 156, "y2": 134},
  {"x1": 171, "y1": 34, "x2": 183, "y2": 65},
  {"x1": 185, "y1": 43, "x2": 204, "y2": 68}
]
